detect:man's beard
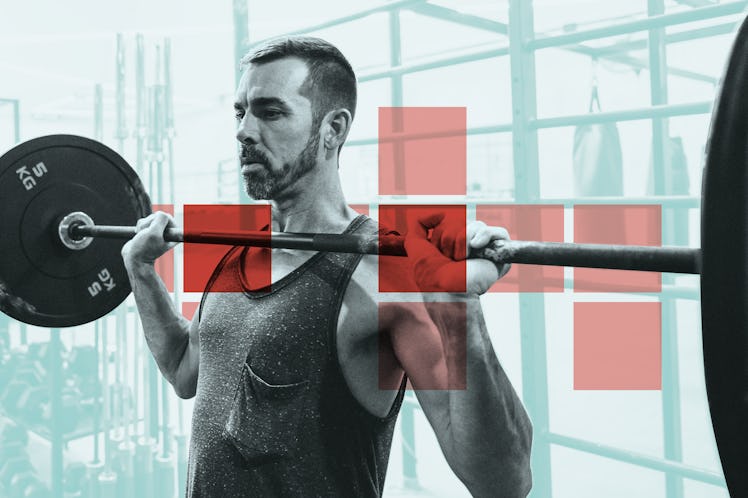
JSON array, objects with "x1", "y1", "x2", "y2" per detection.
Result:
[{"x1": 241, "y1": 130, "x2": 320, "y2": 200}]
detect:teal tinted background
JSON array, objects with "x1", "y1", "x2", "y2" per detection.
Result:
[{"x1": 0, "y1": 1, "x2": 741, "y2": 497}]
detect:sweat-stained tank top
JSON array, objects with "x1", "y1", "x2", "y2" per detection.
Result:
[{"x1": 185, "y1": 215, "x2": 406, "y2": 497}]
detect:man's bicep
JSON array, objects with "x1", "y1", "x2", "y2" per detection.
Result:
[
  {"x1": 386, "y1": 302, "x2": 452, "y2": 424},
  {"x1": 387, "y1": 303, "x2": 446, "y2": 388}
]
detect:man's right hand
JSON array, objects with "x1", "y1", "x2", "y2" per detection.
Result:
[{"x1": 121, "y1": 211, "x2": 179, "y2": 267}]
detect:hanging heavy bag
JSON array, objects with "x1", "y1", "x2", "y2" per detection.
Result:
[
  {"x1": 647, "y1": 135, "x2": 690, "y2": 196},
  {"x1": 573, "y1": 84, "x2": 626, "y2": 245},
  {"x1": 573, "y1": 85, "x2": 624, "y2": 197},
  {"x1": 647, "y1": 135, "x2": 691, "y2": 245}
]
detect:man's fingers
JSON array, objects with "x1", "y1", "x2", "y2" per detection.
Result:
[
  {"x1": 416, "y1": 211, "x2": 446, "y2": 230},
  {"x1": 136, "y1": 212, "x2": 174, "y2": 236},
  {"x1": 404, "y1": 236, "x2": 445, "y2": 262},
  {"x1": 454, "y1": 231, "x2": 468, "y2": 261},
  {"x1": 406, "y1": 211, "x2": 445, "y2": 240},
  {"x1": 469, "y1": 225, "x2": 510, "y2": 251},
  {"x1": 135, "y1": 213, "x2": 157, "y2": 232},
  {"x1": 432, "y1": 225, "x2": 458, "y2": 260},
  {"x1": 466, "y1": 220, "x2": 487, "y2": 241}
]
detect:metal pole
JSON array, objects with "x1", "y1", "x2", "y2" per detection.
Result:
[
  {"x1": 648, "y1": 1, "x2": 684, "y2": 497},
  {"x1": 164, "y1": 37, "x2": 176, "y2": 207},
  {"x1": 136, "y1": 34, "x2": 146, "y2": 178},
  {"x1": 385, "y1": 9, "x2": 420, "y2": 488},
  {"x1": 247, "y1": 0, "x2": 426, "y2": 49},
  {"x1": 508, "y1": 1, "x2": 552, "y2": 496},
  {"x1": 94, "y1": 84, "x2": 103, "y2": 142},
  {"x1": 49, "y1": 328, "x2": 64, "y2": 498},
  {"x1": 532, "y1": 101, "x2": 712, "y2": 129},
  {"x1": 545, "y1": 432, "x2": 726, "y2": 487},
  {"x1": 115, "y1": 33, "x2": 127, "y2": 152},
  {"x1": 348, "y1": 101, "x2": 712, "y2": 148},
  {"x1": 233, "y1": 0, "x2": 251, "y2": 204},
  {"x1": 529, "y1": 0, "x2": 748, "y2": 49},
  {"x1": 12, "y1": 99, "x2": 20, "y2": 144}
]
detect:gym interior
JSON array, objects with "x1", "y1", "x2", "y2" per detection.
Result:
[{"x1": 0, "y1": 1, "x2": 739, "y2": 497}]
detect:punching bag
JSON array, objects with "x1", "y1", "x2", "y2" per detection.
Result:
[
  {"x1": 573, "y1": 85, "x2": 625, "y2": 244},
  {"x1": 647, "y1": 136, "x2": 691, "y2": 245},
  {"x1": 647, "y1": 136, "x2": 690, "y2": 196},
  {"x1": 573, "y1": 85, "x2": 624, "y2": 197}
]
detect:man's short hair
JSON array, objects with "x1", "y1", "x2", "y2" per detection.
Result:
[{"x1": 241, "y1": 36, "x2": 357, "y2": 129}]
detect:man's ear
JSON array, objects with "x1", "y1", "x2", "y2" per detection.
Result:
[{"x1": 322, "y1": 108, "x2": 353, "y2": 151}]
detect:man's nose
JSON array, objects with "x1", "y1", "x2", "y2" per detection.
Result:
[{"x1": 236, "y1": 113, "x2": 260, "y2": 145}]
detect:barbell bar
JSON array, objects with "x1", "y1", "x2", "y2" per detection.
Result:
[
  {"x1": 61, "y1": 214, "x2": 702, "y2": 274},
  {"x1": 0, "y1": 14, "x2": 746, "y2": 498}
]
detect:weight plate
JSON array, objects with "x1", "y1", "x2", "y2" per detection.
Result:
[
  {"x1": 701, "y1": 16, "x2": 748, "y2": 498},
  {"x1": 0, "y1": 135, "x2": 151, "y2": 327}
]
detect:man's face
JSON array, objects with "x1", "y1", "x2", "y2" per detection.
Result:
[{"x1": 234, "y1": 57, "x2": 320, "y2": 200}]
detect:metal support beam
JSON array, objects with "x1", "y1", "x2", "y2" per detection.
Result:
[
  {"x1": 508, "y1": 1, "x2": 552, "y2": 496},
  {"x1": 0, "y1": 98, "x2": 21, "y2": 144},
  {"x1": 233, "y1": 0, "x2": 249, "y2": 85},
  {"x1": 233, "y1": 0, "x2": 251, "y2": 204},
  {"x1": 532, "y1": 101, "x2": 712, "y2": 129},
  {"x1": 358, "y1": 41, "x2": 716, "y2": 87},
  {"x1": 648, "y1": 1, "x2": 685, "y2": 496},
  {"x1": 346, "y1": 122, "x2": 513, "y2": 147},
  {"x1": 115, "y1": 33, "x2": 127, "y2": 151},
  {"x1": 546, "y1": 432, "x2": 726, "y2": 487},
  {"x1": 49, "y1": 329, "x2": 64, "y2": 498},
  {"x1": 529, "y1": 1, "x2": 748, "y2": 49},
  {"x1": 674, "y1": 0, "x2": 717, "y2": 7},
  {"x1": 601, "y1": 53, "x2": 717, "y2": 84},
  {"x1": 591, "y1": 21, "x2": 739, "y2": 57},
  {"x1": 248, "y1": 0, "x2": 427, "y2": 48},
  {"x1": 407, "y1": 3, "x2": 508, "y2": 34},
  {"x1": 367, "y1": 195, "x2": 700, "y2": 209},
  {"x1": 385, "y1": 8, "x2": 419, "y2": 487},
  {"x1": 94, "y1": 84, "x2": 103, "y2": 142},
  {"x1": 358, "y1": 44, "x2": 510, "y2": 82}
]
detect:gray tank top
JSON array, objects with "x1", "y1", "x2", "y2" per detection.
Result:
[{"x1": 186, "y1": 215, "x2": 406, "y2": 497}]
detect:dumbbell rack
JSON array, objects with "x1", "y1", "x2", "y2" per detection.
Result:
[{"x1": 0, "y1": 328, "x2": 66, "y2": 497}]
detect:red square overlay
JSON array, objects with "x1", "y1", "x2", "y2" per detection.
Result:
[
  {"x1": 574, "y1": 302, "x2": 661, "y2": 390},
  {"x1": 182, "y1": 301, "x2": 200, "y2": 321},
  {"x1": 378, "y1": 205, "x2": 466, "y2": 293},
  {"x1": 183, "y1": 205, "x2": 271, "y2": 293},
  {"x1": 477, "y1": 205, "x2": 564, "y2": 293},
  {"x1": 153, "y1": 204, "x2": 174, "y2": 292},
  {"x1": 379, "y1": 302, "x2": 466, "y2": 390},
  {"x1": 378, "y1": 107, "x2": 466, "y2": 195},
  {"x1": 349, "y1": 204, "x2": 369, "y2": 216},
  {"x1": 574, "y1": 205, "x2": 661, "y2": 292}
]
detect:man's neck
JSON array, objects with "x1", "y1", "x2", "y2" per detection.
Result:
[{"x1": 269, "y1": 167, "x2": 356, "y2": 234}]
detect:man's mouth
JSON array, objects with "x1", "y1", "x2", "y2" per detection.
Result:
[{"x1": 241, "y1": 149, "x2": 268, "y2": 169}]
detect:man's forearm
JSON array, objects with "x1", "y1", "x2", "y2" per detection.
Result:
[
  {"x1": 125, "y1": 261, "x2": 191, "y2": 387},
  {"x1": 425, "y1": 297, "x2": 533, "y2": 498}
]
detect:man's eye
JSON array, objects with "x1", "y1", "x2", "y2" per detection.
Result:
[
  {"x1": 235, "y1": 111, "x2": 244, "y2": 121},
  {"x1": 262, "y1": 109, "x2": 282, "y2": 119}
]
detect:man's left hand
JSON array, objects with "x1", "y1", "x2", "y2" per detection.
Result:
[{"x1": 405, "y1": 212, "x2": 511, "y2": 295}]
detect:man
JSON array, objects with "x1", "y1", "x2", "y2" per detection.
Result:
[{"x1": 122, "y1": 37, "x2": 532, "y2": 497}]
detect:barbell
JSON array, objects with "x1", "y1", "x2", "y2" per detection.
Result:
[
  {"x1": 0, "y1": 131, "x2": 703, "y2": 329},
  {"x1": 0, "y1": 16, "x2": 747, "y2": 498}
]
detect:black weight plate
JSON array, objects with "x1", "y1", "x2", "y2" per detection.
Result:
[
  {"x1": 0, "y1": 135, "x2": 151, "y2": 327},
  {"x1": 701, "y1": 16, "x2": 748, "y2": 498}
]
